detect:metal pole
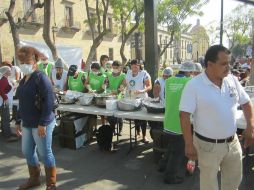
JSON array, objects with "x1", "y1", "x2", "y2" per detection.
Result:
[{"x1": 220, "y1": 0, "x2": 224, "y2": 45}]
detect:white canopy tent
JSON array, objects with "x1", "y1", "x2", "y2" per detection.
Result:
[{"x1": 20, "y1": 40, "x2": 83, "y2": 69}]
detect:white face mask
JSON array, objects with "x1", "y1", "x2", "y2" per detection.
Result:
[
  {"x1": 20, "y1": 64, "x2": 34, "y2": 76},
  {"x1": 113, "y1": 69, "x2": 119, "y2": 74},
  {"x1": 92, "y1": 71, "x2": 99, "y2": 75}
]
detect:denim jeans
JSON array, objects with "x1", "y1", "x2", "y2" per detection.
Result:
[
  {"x1": 0, "y1": 104, "x2": 12, "y2": 138},
  {"x1": 21, "y1": 119, "x2": 56, "y2": 167}
]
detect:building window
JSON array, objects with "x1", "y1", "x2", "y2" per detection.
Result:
[
  {"x1": 23, "y1": 0, "x2": 36, "y2": 22},
  {"x1": 64, "y1": 5, "x2": 73, "y2": 27},
  {"x1": 108, "y1": 17, "x2": 113, "y2": 32},
  {"x1": 109, "y1": 48, "x2": 114, "y2": 60}
]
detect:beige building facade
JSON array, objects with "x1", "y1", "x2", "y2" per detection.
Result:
[
  {"x1": 0, "y1": 0, "x2": 130, "y2": 64},
  {"x1": 190, "y1": 19, "x2": 209, "y2": 62}
]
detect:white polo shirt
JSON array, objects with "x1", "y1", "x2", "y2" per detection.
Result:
[{"x1": 179, "y1": 72, "x2": 250, "y2": 139}]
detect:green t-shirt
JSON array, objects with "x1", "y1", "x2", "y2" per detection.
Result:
[
  {"x1": 37, "y1": 61, "x2": 54, "y2": 77},
  {"x1": 68, "y1": 71, "x2": 87, "y2": 92},
  {"x1": 164, "y1": 76, "x2": 191, "y2": 134},
  {"x1": 107, "y1": 73, "x2": 125, "y2": 93},
  {"x1": 89, "y1": 72, "x2": 106, "y2": 92}
]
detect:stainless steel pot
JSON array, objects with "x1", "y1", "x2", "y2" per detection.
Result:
[
  {"x1": 78, "y1": 93, "x2": 94, "y2": 106},
  {"x1": 60, "y1": 96, "x2": 76, "y2": 104},
  {"x1": 94, "y1": 93, "x2": 116, "y2": 107},
  {"x1": 117, "y1": 99, "x2": 142, "y2": 111},
  {"x1": 142, "y1": 100, "x2": 165, "y2": 113}
]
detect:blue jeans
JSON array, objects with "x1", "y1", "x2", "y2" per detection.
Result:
[{"x1": 21, "y1": 120, "x2": 56, "y2": 167}]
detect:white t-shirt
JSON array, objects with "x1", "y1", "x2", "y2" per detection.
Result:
[
  {"x1": 126, "y1": 70, "x2": 150, "y2": 98},
  {"x1": 51, "y1": 69, "x2": 68, "y2": 90},
  {"x1": 179, "y1": 72, "x2": 250, "y2": 139},
  {"x1": 155, "y1": 77, "x2": 166, "y2": 104}
]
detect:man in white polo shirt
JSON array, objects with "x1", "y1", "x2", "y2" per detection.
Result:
[{"x1": 179, "y1": 45, "x2": 254, "y2": 190}]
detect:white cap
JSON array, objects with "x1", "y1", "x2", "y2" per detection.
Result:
[
  {"x1": 179, "y1": 61, "x2": 196, "y2": 72},
  {"x1": 163, "y1": 67, "x2": 173, "y2": 76},
  {"x1": 194, "y1": 62, "x2": 203, "y2": 72}
]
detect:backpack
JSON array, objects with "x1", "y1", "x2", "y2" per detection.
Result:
[{"x1": 95, "y1": 125, "x2": 113, "y2": 151}]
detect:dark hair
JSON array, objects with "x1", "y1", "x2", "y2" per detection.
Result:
[
  {"x1": 91, "y1": 62, "x2": 100, "y2": 70},
  {"x1": 100, "y1": 55, "x2": 109, "y2": 64},
  {"x1": 112, "y1": 60, "x2": 121, "y2": 67},
  {"x1": 204, "y1": 45, "x2": 230, "y2": 67},
  {"x1": 130, "y1": 59, "x2": 140, "y2": 65}
]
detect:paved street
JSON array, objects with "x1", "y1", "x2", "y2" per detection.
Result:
[{"x1": 0, "y1": 123, "x2": 254, "y2": 190}]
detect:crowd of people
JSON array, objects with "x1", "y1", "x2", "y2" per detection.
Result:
[{"x1": 1, "y1": 44, "x2": 254, "y2": 190}]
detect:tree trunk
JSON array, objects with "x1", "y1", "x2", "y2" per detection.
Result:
[
  {"x1": 5, "y1": 11, "x2": 20, "y2": 65},
  {"x1": 120, "y1": 42, "x2": 127, "y2": 65},
  {"x1": 42, "y1": 0, "x2": 58, "y2": 60},
  {"x1": 85, "y1": 32, "x2": 106, "y2": 71}
]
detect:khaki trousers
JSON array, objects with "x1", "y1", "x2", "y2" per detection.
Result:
[{"x1": 193, "y1": 134, "x2": 242, "y2": 190}]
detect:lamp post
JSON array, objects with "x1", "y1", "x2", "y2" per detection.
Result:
[{"x1": 220, "y1": 0, "x2": 224, "y2": 45}]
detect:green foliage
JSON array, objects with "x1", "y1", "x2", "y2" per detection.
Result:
[
  {"x1": 158, "y1": 0, "x2": 208, "y2": 33},
  {"x1": 224, "y1": 5, "x2": 254, "y2": 54},
  {"x1": 110, "y1": 0, "x2": 144, "y2": 34}
]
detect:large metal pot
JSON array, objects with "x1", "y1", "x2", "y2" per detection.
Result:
[
  {"x1": 78, "y1": 93, "x2": 94, "y2": 106},
  {"x1": 117, "y1": 98, "x2": 142, "y2": 111},
  {"x1": 94, "y1": 93, "x2": 116, "y2": 107},
  {"x1": 143, "y1": 99, "x2": 165, "y2": 113},
  {"x1": 60, "y1": 95, "x2": 76, "y2": 104}
]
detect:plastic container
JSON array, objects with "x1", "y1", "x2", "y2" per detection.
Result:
[{"x1": 106, "y1": 99, "x2": 118, "y2": 110}]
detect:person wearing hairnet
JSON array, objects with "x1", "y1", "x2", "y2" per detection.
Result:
[
  {"x1": 194, "y1": 62, "x2": 203, "y2": 76},
  {"x1": 153, "y1": 67, "x2": 173, "y2": 104},
  {"x1": 159, "y1": 61, "x2": 195, "y2": 184},
  {"x1": 149, "y1": 67, "x2": 173, "y2": 140},
  {"x1": 0, "y1": 66, "x2": 19, "y2": 142}
]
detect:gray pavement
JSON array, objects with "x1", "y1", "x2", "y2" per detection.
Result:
[{"x1": 0, "y1": 123, "x2": 254, "y2": 190}]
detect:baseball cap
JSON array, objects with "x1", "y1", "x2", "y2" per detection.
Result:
[{"x1": 67, "y1": 65, "x2": 78, "y2": 76}]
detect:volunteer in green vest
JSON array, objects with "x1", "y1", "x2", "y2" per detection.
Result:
[
  {"x1": 37, "y1": 54, "x2": 54, "y2": 77},
  {"x1": 160, "y1": 61, "x2": 195, "y2": 184},
  {"x1": 66, "y1": 65, "x2": 87, "y2": 92},
  {"x1": 106, "y1": 60, "x2": 126, "y2": 136},
  {"x1": 85, "y1": 62, "x2": 107, "y2": 125},
  {"x1": 85, "y1": 62, "x2": 106, "y2": 93},
  {"x1": 99, "y1": 55, "x2": 109, "y2": 74}
]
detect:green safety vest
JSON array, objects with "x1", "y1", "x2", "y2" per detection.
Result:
[
  {"x1": 164, "y1": 76, "x2": 191, "y2": 134},
  {"x1": 108, "y1": 73, "x2": 125, "y2": 92},
  {"x1": 68, "y1": 71, "x2": 87, "y2": 92},
  {"x1": 89, "y1": 72, "x2": 106, "y2": 92},
  {"x1": 37, "y1": 61, "x2": 53, "y2": 77}
]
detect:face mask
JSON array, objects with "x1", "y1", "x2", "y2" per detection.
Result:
[
  {"x1": 113, "y1": 69, "x2": 119, "y2": 74},
  {"x1": 92, "y1": 71, "x2": 99, "y2": 75},
  {"x1": 20, "y1": 64, "x2": 34, "y2": 76}
]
